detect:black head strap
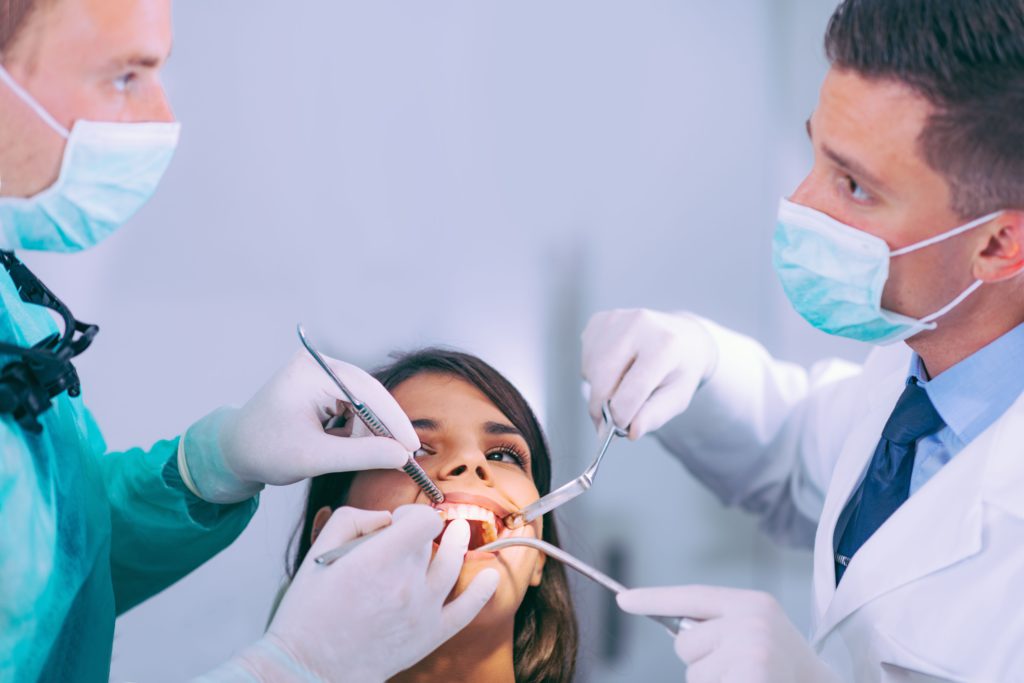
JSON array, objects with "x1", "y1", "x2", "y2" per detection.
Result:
[{"x1": 0, "y1": 251, "x2": 98, "y2": 433}]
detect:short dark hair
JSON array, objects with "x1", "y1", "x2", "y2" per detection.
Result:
[
  {"x1": 0, "y1": 0, "x2": 41, "y2": 57},
  {"x1": 291, "y1": 348, "x2": 578, "y2": 683},
  {"x1": 824, "y1": 0, "x2": 1024, "y2": 218}
]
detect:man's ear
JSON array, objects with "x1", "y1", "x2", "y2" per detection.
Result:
[
  {"x1": 975, "y1": 211, "x2": 1024, "y2": 282},
  {"x1": 310, "y1": 506, "x2": 333, "y2": 545}
]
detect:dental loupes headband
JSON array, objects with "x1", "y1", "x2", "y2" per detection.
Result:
[{"x1": 296, "y1": 324, "x2": 445, "y2": 504}]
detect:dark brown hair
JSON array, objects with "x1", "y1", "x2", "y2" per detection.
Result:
[
  {"x1": 824, "y1": 0, "x2": 1024, "y2": 218},
  {"x1": 292, "y1": 348, "x2": 578, "y2": 683}
]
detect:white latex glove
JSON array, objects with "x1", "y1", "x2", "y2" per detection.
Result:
[
  {"x1": 581, "y1": 309, "x2": 718, "y2": 439},
  {"x1": 181, "y1": 350, "x2": 419, "y2": 503},
  {"x1": 617, "y1": 586, "x2": 841, "y2": 683},
  {"x1": 200, "y1": 505, "x2": 500, "y2": 683}
]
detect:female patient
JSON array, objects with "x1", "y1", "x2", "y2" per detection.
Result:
[{"x1": 291, "y1": 349, "x2": 578, "y2": 682}]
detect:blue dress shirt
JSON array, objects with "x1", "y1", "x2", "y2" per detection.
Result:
[{"x1": 908, "y1": 321, "x2": 1024, "y2": 495}]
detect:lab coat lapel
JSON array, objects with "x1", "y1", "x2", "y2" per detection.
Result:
[
  {"x1": 977, "y1": 394, "x2": 1024, "y2": 520},
  {"x1": 813, "y1": 434, "x2": 985, "y2": 643},
  {"x1": 811, "y1": 365, "x2": 905, "y2": 634},
  {"x1": 809, "y1": 386, "x2": 1024, "y2": 644}
]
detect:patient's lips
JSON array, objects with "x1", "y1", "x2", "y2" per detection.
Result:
[{"x1": 433, "y1": 492, "x2": 516, "y2": 551}]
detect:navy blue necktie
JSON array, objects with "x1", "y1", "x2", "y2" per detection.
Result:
[{"x1": 834, "y1": 379, "x2": 945, "y2": 584}]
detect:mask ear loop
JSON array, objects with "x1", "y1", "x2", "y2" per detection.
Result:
[
  {"x1": 888, "y1": 212, "x2": 1003, "y2": 326},
  {"x1": 891, "y1": 211, "x2": 1004, "y2": 257},
  {"x1": 917, "y1": 279, "x2": 984, "y2": 325},
  {"x1": 0, "y1": 64, "x2": 70, "y2": 138}
]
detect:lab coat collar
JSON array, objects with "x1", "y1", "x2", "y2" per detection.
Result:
[{"x1": 811, "y1": 362, "x2": 1024, "y2": 645}]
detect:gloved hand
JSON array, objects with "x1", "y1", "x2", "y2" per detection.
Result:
[
  {"x1": 617, "y1": 585, "x2": 841, "y2": 683},
  {"x1": 181, "y1": 350, "x2": 419, "y2": 503},
  {"x1": 581, "y1": 309, "x2": 718, "y2": 439},
  {"x1": 202, "y1": 505, "x2": 500, "y2": 683}
]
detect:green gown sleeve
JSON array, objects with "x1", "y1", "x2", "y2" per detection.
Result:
[{"x1": 97, "y1": 434, "x2": 258, "y2": 614}]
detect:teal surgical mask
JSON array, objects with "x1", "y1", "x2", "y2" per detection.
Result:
[
  {"x1": 772, "y1": 198, "x2": 1001, "y2": 345},
  {"x1": 0, "y1": 65, "x2": 180, "y2": 252}
]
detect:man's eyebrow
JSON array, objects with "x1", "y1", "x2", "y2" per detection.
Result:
[
  {"x1": 806, "y1": 116, "x2": 889, "y2": 194},
  {"x1": 411, "y1": 418, "x2": 441, "y2": 431},
  {"x1": 484, "y1": 421, "x2": 521, "y2": 436},
  {"x1": 822, "y1": 144, "x2": 890, "y2": 194},
  {"x1": 106, "y1": 53, "x2": 165, "y2": 70}
]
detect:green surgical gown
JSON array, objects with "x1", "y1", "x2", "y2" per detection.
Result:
[{"x1": 0, "y1": 264, "x2": 258, "y2": 682}]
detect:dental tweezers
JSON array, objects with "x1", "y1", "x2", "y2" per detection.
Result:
[
  {"x1": 476, "y1": 537, "x2": 695, "y2": 635},
  {"x1": 297, "y1": 324, "x2": 445, "y2": 504},
  {"x1": 503, "y1": 402, "x2": 626, "y2": 529}
]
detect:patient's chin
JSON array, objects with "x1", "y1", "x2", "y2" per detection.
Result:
[{"x1": 442, "y1": 546, "x2": 538, "y2": 628}]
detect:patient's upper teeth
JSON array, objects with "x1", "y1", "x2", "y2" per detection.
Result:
[{"x1": 437, "y1": 503, "x2": 498, "y2": 528}]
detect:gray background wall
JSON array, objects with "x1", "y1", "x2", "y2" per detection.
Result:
[{"x1": 28, "y1": 1, "x2": 867, "y2": 679}]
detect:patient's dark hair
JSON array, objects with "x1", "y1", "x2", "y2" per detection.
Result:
[
  {"x1": 824, "y1": 0, "x2": 1024, "y2": 218},
  {"x1": 292, "y1": 348, "x2": 578, "y2": 683}
]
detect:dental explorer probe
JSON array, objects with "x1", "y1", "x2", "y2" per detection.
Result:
[
  {"x1": 503, "y1": 401, "x2": 626, "y2": 530},
  {"x1": 476, "y1": 537, "x2": 695, "y2": 635},
  {"x1": 314, "y1": 526, "x2": 383, "y2": 566},
  {"x1": 296, "y1": 324, "x2": 445, "y2": 505}
]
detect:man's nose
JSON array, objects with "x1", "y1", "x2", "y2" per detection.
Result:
[
  {"x1": 789, "y1": 174, "x2": 815, "y2": 205},
  {"x1": 138, "y1": 83, "x2": 175, "y2": 123}
]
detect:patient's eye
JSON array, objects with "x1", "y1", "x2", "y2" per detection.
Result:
[
  {"x1": 486, "y1": 444, "x2": 528, "y2": 471},
  {"x1": 413, "y1": 446, "x2": 435, "y2": 458}
]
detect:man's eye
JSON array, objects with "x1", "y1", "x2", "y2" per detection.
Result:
[
  {"x1": 844, "y1": 175, "x2": 871, "y2": 202},
  {"x1": 113, "y1": 72, "x2": 137, "y2": 93},
  {"x1": 413, "y1": 446, "x2": 434, "y2": 458}
]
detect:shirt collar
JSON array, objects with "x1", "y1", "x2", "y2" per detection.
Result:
[{"x1": 910, "y1": 322, "x2": 1024, "y2": 444}]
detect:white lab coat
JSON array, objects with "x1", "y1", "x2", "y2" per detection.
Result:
[{"x1": 656, "y1": 318, "x2": 1024, "y2": 683}]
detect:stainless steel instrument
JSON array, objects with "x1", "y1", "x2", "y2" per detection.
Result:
[
  {"x1": 297, "y1": 324, "x2": 444, "y2": 504},
  {"x1": 476, "y1": 537, "x2": 696, "y2": 635},
  {"x1": 504, "y1": 401, "x2": 625, "y2": 529}
]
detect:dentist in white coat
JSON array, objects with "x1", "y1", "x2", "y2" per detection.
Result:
[{"x1": 584, "y1": 1, "x2": 1024, "y2": 681}]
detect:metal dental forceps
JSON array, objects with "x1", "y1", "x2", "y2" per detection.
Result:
[
  {"x1": 476, "y1": 537, "x2": 695, "y2": 635},
  {"x1": 503, "y1": 401, "x2": 626, "y2": 530},
  {"x1": 297, "y1": 324, "x2": 444, "y2": 504}
]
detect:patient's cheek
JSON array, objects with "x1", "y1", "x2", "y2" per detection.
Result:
[
  {"x1": 346, "y1": 470, "x2": 420, "y2": 511},
  {"x1": 444, "y1": 525, "x2": 541, "y2": 624}
]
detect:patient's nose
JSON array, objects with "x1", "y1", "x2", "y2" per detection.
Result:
[{"x1": 437, "y1": 447, "x2": 493, "y2": 485}]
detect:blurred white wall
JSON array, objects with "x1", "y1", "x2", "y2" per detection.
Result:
[{"x1": 25, "y1": 1, "x2": 871, "y2": 680}]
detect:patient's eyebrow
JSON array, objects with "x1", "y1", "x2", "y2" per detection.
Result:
[
  {"x1": 484, "y1": 421, "x2": 521, "y2": 436},
  {"x1": 411, "y1": 418, "x2": 441, "y2": 431}
]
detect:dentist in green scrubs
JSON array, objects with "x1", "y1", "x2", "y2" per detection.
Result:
[{"x1": 0, "y1": 1, "x2": 499, "y2": 680}]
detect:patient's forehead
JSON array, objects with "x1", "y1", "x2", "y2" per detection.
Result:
[{"x1": 391, "y1": 372, "x2": 513, "y2": 431}]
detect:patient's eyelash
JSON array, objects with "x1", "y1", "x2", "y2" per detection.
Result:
[
  {"x1": 487, "y1": 442, "x2": 530, "y2": 470},
  {"x1": 413, "y1": 442, "x2": 531, "y2": 472}
]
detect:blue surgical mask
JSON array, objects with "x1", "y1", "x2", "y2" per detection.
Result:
[
  {"x1": 0, "y1": 65, "x2": 180, "y2": 252},
  {"x1": 772, "y1": 198, "x2": 1001, "y2": 345}
]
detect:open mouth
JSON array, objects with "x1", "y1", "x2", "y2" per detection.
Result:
[
  {"x1": 434, "y1": 503, "x2": 504, "y2": 550},
  {"x1": 432, "y1": 493, "x2": 516, "y2": 551}
]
